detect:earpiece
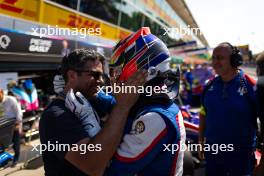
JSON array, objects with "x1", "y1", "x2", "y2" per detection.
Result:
[{"x1": 224, "y1": 42, "x2": 243, "y2": 67}]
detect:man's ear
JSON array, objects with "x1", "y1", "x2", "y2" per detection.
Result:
[{"x1": 67, "y1": 70, "x2": 77, "y2": 82}]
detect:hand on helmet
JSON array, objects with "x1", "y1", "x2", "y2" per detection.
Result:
[{"x1": 114, "y1": 70, "x2": 148, "y2": 109}]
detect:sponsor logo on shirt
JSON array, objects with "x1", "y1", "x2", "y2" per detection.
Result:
[{"x1": 237, "y1": 86, "x2": 247, "y2": 96}]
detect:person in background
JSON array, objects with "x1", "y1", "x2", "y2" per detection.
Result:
[
  {"x1": 0, "y1": 88, "x2": 23, "y2": 167},
  {"x1": 61, "y1": 40, "x2": 71, "y2": 57},
  {"x1": 254, "y1": 52, "x2": 264, "y2": 176},
  {"x1": 183, "y1": 65, "x2": 194, "y2": 105},
  {"x1": 199, "y1": 42, "x2": 258, "y2": 176}
]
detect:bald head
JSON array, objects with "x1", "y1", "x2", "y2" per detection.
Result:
[
  {"x1": 212, "y1": 43, "x2": 233, "y2": 64},
  {"x1": 212, "y1": 42, "x2": 238, "y2": 77},
  {"x1": 215, "y1": 43, "x2": 233, "y2": 56}
]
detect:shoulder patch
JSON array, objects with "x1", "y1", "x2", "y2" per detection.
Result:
[
  {"x1": 115, "y1": 112, "x2": 167, "y2": 161},
  {"x1": 135, "y1": 121, "x2": 145, "y2": 134},
  {"x1": 244, "y1": 74, "x2": 256, "y2": 86},
  {"x1": 204, "y1": 75, "x2": 217, "y2": 86}
]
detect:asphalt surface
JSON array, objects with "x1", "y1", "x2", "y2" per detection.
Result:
[{"x1": 0, "y1": 139, "x2": 44, "y2": 176}]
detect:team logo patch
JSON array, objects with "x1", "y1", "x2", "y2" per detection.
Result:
[
  {"x1": 237, "y1": 86, "x2": 247, "y2": 96},
  {"x1": 135, "y1": 121, "x2": 145, "y2": 134},
  {"x1": 208, "y1": 85, "x2": 214, "y2": 91}
]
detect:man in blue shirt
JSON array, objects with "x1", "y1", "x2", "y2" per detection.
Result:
[
  {"x1": 199, "y1": 42, "x2": 258, "y2": 176},
  {"x1": 255, "y1": 52, "x2": 264, "y2": 175}
]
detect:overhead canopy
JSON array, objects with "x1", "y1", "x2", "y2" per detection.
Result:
[
  {"x1": 166, "y1": 0, "x2": 209, "y2": 47},
  {"x1": 0, "y1": 52, "x2": 61, "y2": 71}
]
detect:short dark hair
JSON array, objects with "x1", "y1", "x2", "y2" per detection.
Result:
[
  {"x1": 60, "y1": 49, "x2": 105, "y2": 82},
  {"x1": 256, "y1": 52, "x2": 264, "y2": 75}
]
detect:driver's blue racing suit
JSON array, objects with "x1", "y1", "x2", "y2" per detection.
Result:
[{"x1": 105, "y1": 97, "x2": 186, "y2": 176}]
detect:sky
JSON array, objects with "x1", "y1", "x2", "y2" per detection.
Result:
[{"x1": 185, "y1": 0, "x2": 264, "y2": 54}]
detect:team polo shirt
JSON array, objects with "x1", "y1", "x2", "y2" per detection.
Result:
[{"x1": 203, "y1": 70, "x2": 257, "y2": 150}]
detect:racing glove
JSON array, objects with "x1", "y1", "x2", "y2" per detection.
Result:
[
  {"x1": 53, "y1": 75, "x2": 65, "y2": 94},
  {"x1": 65, "y1": 89, "x2": 101, "y2": 137}
]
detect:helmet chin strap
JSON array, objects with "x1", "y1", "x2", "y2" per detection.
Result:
[
  {"x1": 162, "y1": 67, "x2": 181, "y2": 100},
  {"x1": 143, "y1": 57, "x2": 180, "y2": 100}
]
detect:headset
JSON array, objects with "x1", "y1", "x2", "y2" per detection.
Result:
[{"x1": 223, "y1": 42, "x2": 243, "y2": 67}]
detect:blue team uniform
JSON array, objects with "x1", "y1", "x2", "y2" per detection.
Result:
[
  {"x1": 202, "y1": 70, "x2": 257, "y2": 175},
  {"x1": 106, "y1": 100, "x2": 186, "y2": 176}
]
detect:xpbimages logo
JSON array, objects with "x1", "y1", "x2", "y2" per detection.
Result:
[
  {"x1": 31, "y1": 25, "x2": 102, "y2": 38},
  {"x1": 98, "y1": 83, "x2": 168, "y2": 96},
  {"x1": 162, "y1": 25, "x2": 202, "y2": 37},
  {"x1": 32, "y1": 141, "x2": 102, "y2": 154},
  {"x1": 163, "y1": 141, "x2": 234, "y2": 154}
]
